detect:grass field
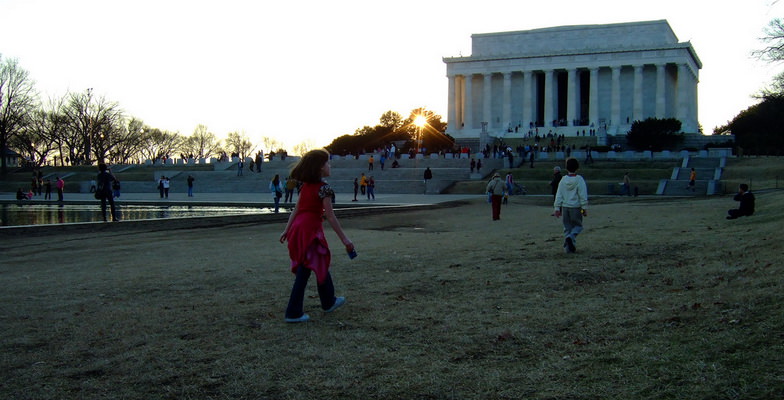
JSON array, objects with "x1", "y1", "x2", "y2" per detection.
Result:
[{"x1": 1, "y1": 185, "x2": 782, "y2": 398}]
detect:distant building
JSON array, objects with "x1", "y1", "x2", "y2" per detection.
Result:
[
  {"x1": 443, "y1": 20, "x2": 701, "y2": 145},
  {"x1": 1, "y1": 147, "x2": 21, "y2": 168}
]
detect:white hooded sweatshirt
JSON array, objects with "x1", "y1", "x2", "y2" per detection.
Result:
[{"x1": 554, "y1": 173, "x2": 588, "y2": 211}]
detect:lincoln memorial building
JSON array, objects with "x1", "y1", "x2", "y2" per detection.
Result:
[{"x1": 443, "y1": 20, "x2": 702, "y2": 144}]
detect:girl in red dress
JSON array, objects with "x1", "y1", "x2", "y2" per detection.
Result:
[{"x1": 279, "y1": 149, "x2": 354, "y2": 323}]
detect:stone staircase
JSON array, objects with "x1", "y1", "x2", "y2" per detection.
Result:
[
  {"x1": 657, "y1": 156, "x2": 725, "y2": 196},
  {"x1": 114, "y1": 154, "x2": 506, "y2": 196}
]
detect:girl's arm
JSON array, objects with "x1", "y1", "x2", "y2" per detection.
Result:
[
  {"x1": 279, "y1": 204, "x2": 299, "y2": 243},
  {"x1": 322, "y1": 196, "x2": 354, "y2": 252}
]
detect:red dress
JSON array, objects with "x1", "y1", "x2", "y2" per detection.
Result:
[{"x1": 287, "y1": 182, "x2": 333, "y2": 284}]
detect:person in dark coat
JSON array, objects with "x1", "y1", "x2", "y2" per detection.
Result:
[
  {"x1": 727, "y1": 183, "x2": 755, "y2": 220},
  {"x1": 549, "y1": 166, "x2": 562, "y2": 199},
  {"x1": 96, "y1": 163, "x2": 118, "y2": 222}
]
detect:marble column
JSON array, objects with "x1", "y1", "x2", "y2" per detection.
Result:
[
  {"x1": 544, "y1": 69, "x2": 554, "y2": 129},
  {"x1": 483, "y1": 73, "x2": 493, "y2": 129},
  {"x1": 503, "y1": 72, "x2": 512, "y2": 131},
  {"x1": 611, "y1": 66, "x2": 621, "y2": 128},
  {"x1": 447, "y1": 74, "x2": 457, "y2": 132},
  {"x1": 633, "y1": 65, "x2": 644, "y2": 122},
  {"x1": 567, "y1": 68, "x2": 577, "y2": 126},
  {"x1": 676, "y1": 64, "x2": 689, "y2": 124},
  {"x1": 656, "y1": 64, "x2": 666, "y2": 118},
  {"x1": 589, "y1": 68, "x2": 599, "y2": 127},
  {"x1": 464, "y1": 74, "x2": 473, "y2": 130},
  {"x1": 522, "y1": 70, "x2": 533, "y2": 131}
]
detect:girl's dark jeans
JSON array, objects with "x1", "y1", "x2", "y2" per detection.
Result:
[{"x1": 285, "y1": 265, "x2": 335, "y2": 319}]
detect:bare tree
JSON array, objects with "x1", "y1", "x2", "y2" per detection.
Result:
[
  {"x1": 753, "y1": 18, "x2": 784, "y2": 63},
  {"x1": 109, "y1": 117, "x2": 147, "y2": 164},
  {"x1": 0, "y1": 56, "x2": 38, "y2": 174},
  {"x1": 292, "y1": 140, "x2": 315, "y2": 156},
  {"x1": 138, "y1": 128, "x2": 182, "y2": 162},
  {"x1": 182, "y1": 124, "x2": 221, "y2": 159},
  {"x1": 60, "y1": 89, "x2": 124, "y2": 164},
  {"x1": 226, "y1": 130, "x2": 255, "y2": 158},
  {"x1": 261, "y1": 136, "x2": 282, "y2": 154},
  {"x1": 10, "y1": 108, "x2": 57, "y2": 167}
]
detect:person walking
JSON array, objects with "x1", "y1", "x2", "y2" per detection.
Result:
[
  {"x1": 112, "y1": 177, "x2": 121, "y2": 199},
  {"x1": 270, "y1": 174, "x2": 284, "y2": 213},
  {"x1": 620, "y1": 172, "x2": 631, "y2": 196},
  {"x1": 423, "y1": 167, "x2": 433, "y2": 194},
  {"x1": 352, "y1": 178, "x2": 359, "y2": 202},
  {"x1": 163, "y1": 176, "x2": 170, "y2": 198},
  {"x1": 237, "y1": 159, "x2": 244, "y2": 176},
  {"x1": 269, "y1": 174, "x2": 283, "y2": 213},
  {"x1": 279, "y1": 149, "x2": 354, "y2": 323},
  {"x1": 687, "y1": 168, "x2": 697, "y2": 192},
  {"x1": 187, "y1": 175, "x2": 195, "y2": 197},
  {"x1": 367, "y1": 176, "x2": 375, "y2": 200},
  {"x1": 96, "y1": 163, "x2": 118, "y2": 222},
  {"x1": 359, "y1": 173, "x2": 367, "y2": 196},
  {"x1": 368, "y1": 155, "x2": 374, "y2": 171},
  {"x1": 554, "y1": 158, "x2": 589, "y2": 253},
  {"x1": 44, "y1": 179, "x2": 52, "y2": 200},
  {"x1": 486, "y1": 173, "x2": 505, "y2": 220},
  {"x1": 56, "y1": 176, "x2": 64, "y2": 202},
  {"x1": 284, "y1": 176, "x2": 297, "y2": 203},
  {"x1": 549, "y1": 166, "x2": 562, "y2": 200},
  {"x1": 158, "y1": 176, "x2": 165, "y2": 198}
]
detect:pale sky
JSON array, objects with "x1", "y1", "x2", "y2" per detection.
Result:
[{"x1": 1, "y1": 0, "x2": 782, "y2": 151}]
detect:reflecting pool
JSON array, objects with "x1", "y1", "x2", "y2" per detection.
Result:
[{"x1": 0, "y1": 203, "x2": 286, "y2": 227}]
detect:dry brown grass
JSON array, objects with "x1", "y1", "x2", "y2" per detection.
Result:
[{"x1": 1, "y1": 191, "x2": 783, "y2": 399}]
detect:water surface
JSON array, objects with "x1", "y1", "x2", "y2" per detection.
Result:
[{"x1": 0, "y1": 204, "x2": 284, "y2": 227}]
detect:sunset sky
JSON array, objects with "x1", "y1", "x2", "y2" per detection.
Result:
[{"x1": 1, "y1": 0, "x2": 782, "y2": 150}]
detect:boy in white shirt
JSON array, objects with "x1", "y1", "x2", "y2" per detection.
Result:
[{"x1": 554, "y1": 158, "x2": 588, "y2": 253}]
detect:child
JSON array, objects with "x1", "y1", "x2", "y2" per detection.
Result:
[
  {"x1": 553, "y1": 158, "x2": 588, "y2": 253},
  {"x1": 279, "y1": 149, "x2": 354, "y2": 323}
]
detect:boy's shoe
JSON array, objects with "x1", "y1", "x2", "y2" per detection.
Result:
[
  {"x1": 324, "y1": 297, "x2": 345, "y2": 313},
  {"x1": 285, "y1": 314, "x2": 310, "y2": 323},
  {"x1": 565, "y1": 237, "x2": 576, "y2": 253}
]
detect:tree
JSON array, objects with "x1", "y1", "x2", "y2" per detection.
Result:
[
  {"x1": 292, "y1": 140, "x2": 314, "y2": 156},
  {"x1": 225, "y1": 131, "x2": 255, "y2": 159},
  {"x1": 0, "y1": 56, "x2": 38, "y2": 174},
  {"x1": 39, "y1": 96, "x2": 71, "y2": 166},
  {"x1": 379, "y1": 110, "x2": 403, "y2": 131},
  {"x1": 260, "y1": 136, "x2": 282, "y2": 154},
  {"x1": 138, "y1": 128, "x2": 182, "y2": 162},
  {"x1": 752, "y1": 18, "x2": 784, "y2": 63},
  {"x1": 59, "y1": 89, "x2": 123, "y2": 164},
  {"x1": 10, "y1": 108, "x2": 56, "y2": 167},
  {"x1": 402, "y1": 107, "x2": 451, "y2": 153},
  {"x1": 626, "y1": 118, "x2": 684, "y2": 151},
  {"x1": 714, "y1": 97, "x2": 784, "y2": 155},
  {"x1": 109, "y1": 117, "x2": 147, "y2": 164},
  {"x1": 182, "y1": 124, "x2": 221, "y2": 159}
]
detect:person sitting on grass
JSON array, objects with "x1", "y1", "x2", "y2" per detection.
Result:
[{"x1": 727, "y1": 183, "x2": 755, "y2": 220}]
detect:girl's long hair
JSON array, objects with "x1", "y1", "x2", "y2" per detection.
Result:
[{"x1": 290, "y1": 149, "x2": 329, "y2": 183}]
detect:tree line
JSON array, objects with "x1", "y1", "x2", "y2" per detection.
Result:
[
  {"x1": 712, "y1": 17, "x2": 784, "y2": 155},
  {"x1": 0, "y1": 56, "x2": 293, "y2": 175},
  {"x1": 325, "y1": 108, "x2": 451, "y2": 156}
]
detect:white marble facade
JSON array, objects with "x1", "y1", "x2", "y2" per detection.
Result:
[{"x1": 443, "y1": 20, "x2": 702, "y2": 141}]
